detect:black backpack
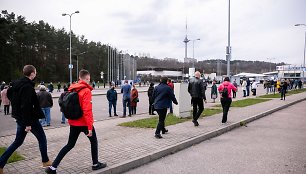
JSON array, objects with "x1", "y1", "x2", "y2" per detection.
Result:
[
  {"x1": 58, "y1": 88, "x2": 85, "y2": 120},
  {"x1": 221, "y1": 85, "x2": 229, "y2": 98}
]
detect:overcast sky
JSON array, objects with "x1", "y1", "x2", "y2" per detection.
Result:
[{"x1": 1, "y1": 0, "x2": 306, "y2": 65}]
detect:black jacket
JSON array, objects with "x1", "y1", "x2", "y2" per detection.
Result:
[
  {"x1": 152, "y1": 83, "x2": 178, "y2": 110},
  {"x1": 107, "y1": 88, "x2": 117, "y2": 102},
  {"x1": 8, "y1": 77, "x2": 44, "y2": 126},
  {"x1": 37, "y1": 90, "x2": 53, "y2": 108},
  {"x1": 147, "y1": 86, "x2": 154, "y2": 104},
  {"x1": 188, "y1": 77, "x2": 206, "y2": 100}
]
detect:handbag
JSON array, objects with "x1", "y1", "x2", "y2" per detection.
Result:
[
  {"x1": 134, "y1": 98, "x2": 139, "y2": 102},
  {"x1": 212, "y1": 94, "x2": 217, "y2": 99}
]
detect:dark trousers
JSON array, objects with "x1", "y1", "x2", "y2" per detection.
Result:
[
  {"x1": 52, "y1": 126, "x2": 98, "y2": 168},
  {"x1": 0, "y1": 120, "x2": 49, "y2": 168},
  {"x1": 155, "y1": 109, "x2": 167, "y2": 135},
  {"x1": 281, "y1": 89, "x2": 286, "y2": 100},
  {"x1": 149, "y1": 103, "x2": 155, "y2": 114},
  {"x1": 252, "y1": 89, "x2": 257, "y2": 96},
  {"x1": 191, "y1": 98, "x2": 204, "y2": 121},
  {"x1": 221, "y1": 98, "x2": 232, "y2": 123},
  {"x1": 232, "y1": 91, "x2": 236, "y2": 98},
  {"x1": 108, "y1": 101, "x2": 117, "y2": 116},
  {"x1": 123, "y1": 98, "x2": 131, "y2": 116},
  {"x1": 131, "y1": 106, "x2": 137, "y2": 115},
  {"x1": 4, "y1": 105, "x2": 9, "y2": 115},
  {"x1": 243, "y1": 90, "x2": 246, "y2": 97},
  {"x1": 246, "y1": 86, "x2": 250, "y2": 96}
]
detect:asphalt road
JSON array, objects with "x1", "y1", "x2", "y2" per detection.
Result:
[{"x1": 124, "y1": 100, "x2": 306, "y2": 174}]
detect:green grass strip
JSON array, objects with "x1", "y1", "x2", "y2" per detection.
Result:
[
  {"x1": 119, "y1": 108, "x2": 223, "y2": 128},
  {"x1": 0, "y1": 147, "x2": 24, "y2": 163},
  {"x1": 215, "y1": 98, "x2": 271, "y2": 107}
]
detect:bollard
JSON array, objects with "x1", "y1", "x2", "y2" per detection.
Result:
[{"x1": 173, "y1": 83, "x2": 191, "y2": 118}]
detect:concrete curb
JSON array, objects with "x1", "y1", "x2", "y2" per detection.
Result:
[{"x1": 90, "y1": 97, "x2": 306, "y2": 174}]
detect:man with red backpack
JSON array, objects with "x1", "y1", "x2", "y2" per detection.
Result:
[
  {"x1": 218, "y1": 77, "x2": 237, "y2": 124},
  {"x1": 45, "y1": 69, "x2": 106, "y2": 174}
]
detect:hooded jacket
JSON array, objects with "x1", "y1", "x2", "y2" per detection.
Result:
[
  {"x1": 218, "y1": 81, "x2": 237, "y2": 99},
  {"x1": 67, "y1": 80, "x2": 94, "y2": 130},
  {"x1": 8, "y1": 77, "x2": 44, "y2": 126}
]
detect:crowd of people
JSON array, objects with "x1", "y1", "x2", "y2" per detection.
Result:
[{"x1": 0, "y1": 65, "x2": 305, "y2": 174}]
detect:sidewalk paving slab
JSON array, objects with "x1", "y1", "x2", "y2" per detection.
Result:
[{"x1": 0, "y1": 91, "x2": 306, "y2": 174}]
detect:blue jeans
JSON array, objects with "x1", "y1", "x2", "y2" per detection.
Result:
[
  {"x1": 123, "y1": 98, "x2": 131, "y2": 116},
  {"x1": 0, "y1": 120, "x2": 49, "y2": 168},
  {"x1": 246, "y1": 86, "x2": 250, "y2": 96},
  {"x1": 109, "y1": 101, "x2": 117, "y2": 115},
  {"x1": 61, "y1": 112, "x2": 66, "y2": 123},
  {"x1": 41, "y1": 107, "x2": 51, "y2": 125}
]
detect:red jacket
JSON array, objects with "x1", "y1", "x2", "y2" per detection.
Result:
[{"x1": 68, "y1": 80, "x2": 94, "y2": 130}]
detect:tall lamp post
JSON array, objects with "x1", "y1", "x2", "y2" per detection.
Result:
[
  {"x1": 75, "y1": 51, "x2": 86, "y2": 81},
  {"x1": 62, "y1": 11, "x2": 80, "y2": 84},
  {"x1": 295, "y1": 24, "x2": 306, "y2": 85},
  {"x1": 191, "y1": 38, "x2": 200, "y2": 68},
  {"x1": 226, "y1": 0, "x2": 231, "y2": 77}
]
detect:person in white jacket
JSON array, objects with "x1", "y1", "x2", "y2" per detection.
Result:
[
  {"x1": 241, "y1": 79, "x2": 247, "y2": 97},
  {"x1": 251, "y1": 80, "x2": 258, "y2": 96}
]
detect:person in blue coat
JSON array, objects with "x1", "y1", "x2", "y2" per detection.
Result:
[
  {"x1": 107, "y1": 84, "x2": 118, "y2": 117},
  {"x1": 152, "y1": 77, "x2": 178, "y2": 139}
]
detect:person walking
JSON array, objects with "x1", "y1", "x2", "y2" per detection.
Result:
[
  {"x1": 152, "y1": 77, "x2": 178, "y2": 138},
  {"x1": 218, "y1": 77, "x2": 237, "y2": 124},
  {"x1": 246, "y1": 78, "x2": 251, "y2": 96},
  {"x1": 58, "y1": 87, "x2": 69, "y2": 124},
  {"x1": 57, "y1": 82, "x2": 61, "y2": 92},
  {"x1": 106, "y1": 84, "x2": 118, "y2": 117},
  {"x1": 121, "y1": 80, "x2": 131, "y2": 117},
  {"x1": 188, "y1": 71, "x2": 206, "y2": 127},
  {"x1": 232, "y1": 80, "x2": 238, "y2": 98},
  {"x1": 48, "y1": 82, "x2": 54, "y2": 93},
  {"x1": 1, "y1": 86, "x2": 10, "y2": 115},
  {"x1": 211, "y1": 80, "x2": 218, "y2": 103},
  {"x1": 167, "y1": 79, "x2": 174, "y2": 114},
  {"x1": 280, "y1": 79, "x2": 288, "y2": 100},
  {"x1": 298, "y1": 79, "x2": 302, "y2": 89},
  {"x1": 241, "y1": 78, "x2": 247, "y2": 97},
  {"x1": 37, "y1": 85, "x2": 53, "y2": 126},
  {"x1": 147, "y1": 83, "x2": 156, "y2": 115},
  {"x1": 0, "y1": 65, "x2": 51, "y2": 174},
  {"x1": 45, "y1": 69, "x2": 107, "y2": 174},
  {"x1": 130, "y1": 84, "x2": 139, "y2": 115}
]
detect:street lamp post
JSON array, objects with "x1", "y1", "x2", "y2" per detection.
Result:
[
  {"x1": 226, "y1": 0, "x2": 231, "y2": 77},
  {"x1": 75, "y1": 52, "x2": 86, "y2": 81},
  {"x1": 192, "y1": 38, "x2": 200, "y2": 68},
  {"x1": 62, "y1": 11, "x2": 80, "y2": 84},
  {"x1": 295, "y1": 24, "x2": 306, "y2": 86}
]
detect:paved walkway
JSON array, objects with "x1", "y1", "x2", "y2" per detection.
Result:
[{"x1": 1, "y1": 91, "x2": 306, "y2": 174}]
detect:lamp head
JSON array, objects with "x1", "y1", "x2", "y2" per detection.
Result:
[
  {"x1": 75, "y1": 11, "x2": 80, "y2": 13},
  {"x1": 62, "y1": 13, "x2": 67, "y2": 16}
]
